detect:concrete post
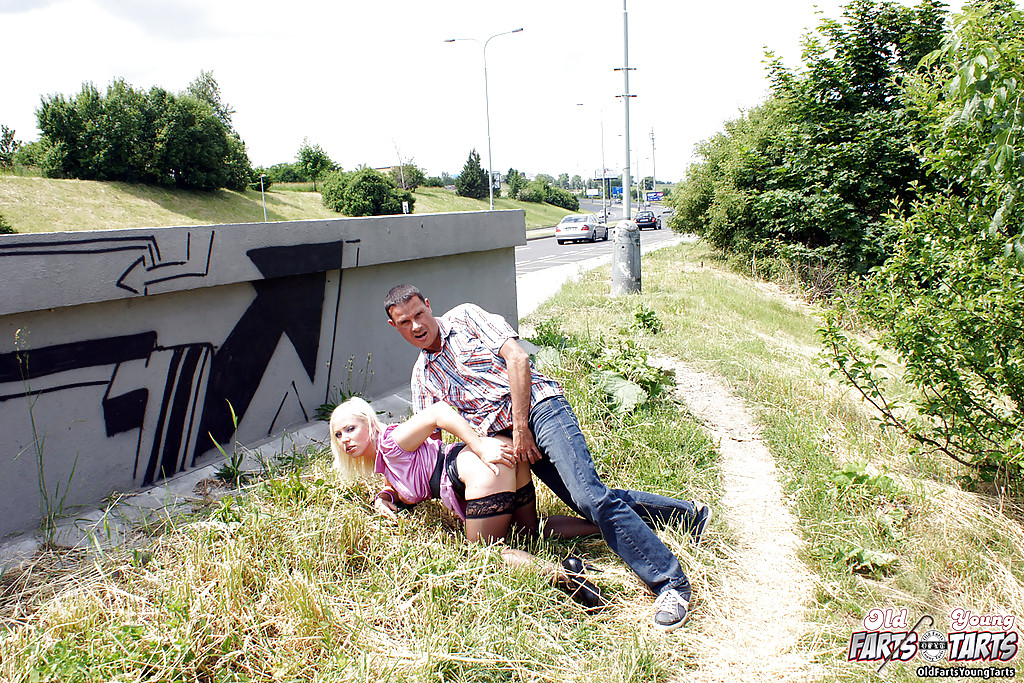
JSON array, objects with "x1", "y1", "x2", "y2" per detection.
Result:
[{"x1": 611, "y1": 219, "x2": 641, "y2": 294}]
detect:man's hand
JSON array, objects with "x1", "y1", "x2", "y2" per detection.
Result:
[
  {"x1": 472, "y1": 436, "x2": 516, "y2": 475},
  {"x1": 512, "y1": 422, "x2": 543, "y2": 464}
]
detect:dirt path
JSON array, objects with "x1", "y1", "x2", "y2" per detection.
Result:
[{"x1": 655, "y1": 357, "x2": 823, "y2": 682}]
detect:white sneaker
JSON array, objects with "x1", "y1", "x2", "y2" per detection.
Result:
[{"x1": 652, "y1": 588, "x2": 690, "y2": 632}]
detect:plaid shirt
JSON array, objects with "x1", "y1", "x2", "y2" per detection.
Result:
[{"x1": 411, "y1": 303, "x2": 562, "y2": 435}]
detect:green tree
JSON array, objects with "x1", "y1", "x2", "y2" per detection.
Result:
[
  {"x1": 153, "y1": 94, "x2": 234, "y2": 190},
  {"x1": 35, "y1": 78, "x2": 251, "y2": 190},
  {"x1": 506, "y1": 168, "x2": 526, "y2": 199},
  {"x1": 13, "y1": 140, "x2": 45, "y2": 168},
  {"x1": 571, "y1": 174, "x2": 583, "y2": 191},
  {"x1": 669, "y1": 0, "x2": 946, "y2": 272},
  {"x1": 456, "y1": 149, "x2": 487, "y2": 199},
  {"x1": 440, "y1": 171, "x2": 455, "y2": 185},
  {"x1": 0, "y1": 125, "x2": 20, "y2": 169},
  {"x1": 822, "y1": 2, "x2": 1024, "y2": 482},
  {"x1": 186, "y1": 70, "x2": 235, "y2": 128},
  {"x1": 266, "y1": 162, "x2": 304, "y2": 183},
  {"x1": 297, "y1": 139, "x2": 334, "y2": 191},
  {"x1": 535, "y1": 173, "x2": 555, "y2": 187},
  {"x1": 556, "y1": 173, "x2": 570, "y2": 189},
  {"x1": 389, "y1": 161, "x2": 426, "y2": 191}
]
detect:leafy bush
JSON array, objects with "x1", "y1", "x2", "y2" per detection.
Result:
[
  {"x1": 518, "y1": 180, "x2": 548, "y2": 203},
  {"x1": 248, "y1": 167, "x2": 273, "y2": 192},
  {"x1": 545, "y1": 187, "x2": 579, "y2": 211},
  {"x1": 423, "y1": 176, "x2": 445, "y2": 187},
  {"x1": 320, "y1": 170, "x2": 352, "y2": 212},
  {"x1": 667, "y1": 0, "x2": 946, "y2": 272},
  {"x1": 266, "y1": 161, "x2": 305, "y2": 183},
  {"x1": 632, "y1": 303, "x2": 663, "y2": 334},
  {"x1": 13, "y1": 140, "x2": 45, "y2": 168},
  {"x1": 0, "y1": 213, "x2": 15, "y2": 234},
  {"x1": 821, "y1": 3, "x2": 1024, "y2": 488},
  {"x1": 321, "y1": 168, "x2": 414, "y2": 216},
  {"x1": 527, "y1": 322, "x2": 674, "y2": 415}
]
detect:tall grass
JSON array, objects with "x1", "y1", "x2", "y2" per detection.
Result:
[
  {"x1": 529, "y1": 243, "x2": 1024, "y2": 681},
  {"x1": 1, "y1": 327, "x2": 720, "y2": 682}
]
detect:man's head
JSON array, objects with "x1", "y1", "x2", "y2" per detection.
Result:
[{"x1": 385, "y1": 284, "x2": 442, "y2": 352}]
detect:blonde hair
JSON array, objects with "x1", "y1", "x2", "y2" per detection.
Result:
[{"x1": 329, "y1": 397, "x2": 383, "y2": 481}]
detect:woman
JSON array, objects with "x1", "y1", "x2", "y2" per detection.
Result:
[{"x1": 329, "y1": 397, "x2": 604, "y2": 608}]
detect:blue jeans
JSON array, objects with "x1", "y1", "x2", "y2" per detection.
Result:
[{"x1": 528, "y1": 395, "x2": 693, "y2": 598}]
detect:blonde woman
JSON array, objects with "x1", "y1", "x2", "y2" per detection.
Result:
[{"x1": 329, "y1": 397, "x2": 603, "y2": 608}]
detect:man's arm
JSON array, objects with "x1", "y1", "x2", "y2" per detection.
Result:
[{"x1": 498, "y1": 338, "x2": 543, "y2": 464}]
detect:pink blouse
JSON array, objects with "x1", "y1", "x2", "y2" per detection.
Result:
[{"x1": 374, "y1": 424, "x2": 467, "y2": 521}]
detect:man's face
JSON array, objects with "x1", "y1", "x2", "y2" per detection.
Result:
[{"x1": 388, "y1": 296, "x2": 442, "y2": 352}]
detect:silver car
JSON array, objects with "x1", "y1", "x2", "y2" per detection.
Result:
[{"x1": 555, "y1": 213, "x2": 608, "y2": 244}]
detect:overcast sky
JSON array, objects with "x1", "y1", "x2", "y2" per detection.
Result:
[{"x1": 1, "y1": 0, "x2": 966, "y2": 183}]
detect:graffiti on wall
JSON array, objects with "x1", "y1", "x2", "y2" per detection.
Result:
[{"x1": 0, "y1": 232, "x2": 345, "y2": 492}]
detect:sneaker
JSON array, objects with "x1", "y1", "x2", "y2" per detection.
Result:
[
  {"x1": 652, "y1": 588, "x2": 690, "y2": 632},
  {"x1": 558, "y1": 557, "x2": 607, "y2": 611},
  {"x1": 689, "y1": 500, "x2": 712, "y2": 545}
]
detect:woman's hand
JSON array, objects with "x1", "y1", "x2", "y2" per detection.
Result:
[
  {"x1": 472, "y1": 436, "x2": 516, "y2": 475},
  {"x1": 373, "y1": 491, "x2": 399, "y2": 519}
]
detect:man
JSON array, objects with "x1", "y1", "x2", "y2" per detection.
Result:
[{"x1": 384, "y1": 284, "x2": 710, "y2": 632}]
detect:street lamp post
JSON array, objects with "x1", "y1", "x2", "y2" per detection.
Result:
[
  {"x1": 612, "y1": 0, "x2": 640, "y2": 295},
  {"x1": 577, "y1": 103, "x2": 608, "y2": 220},
  {"x1": 259, "y1": 174, "x2": 267, "y2": 222},
  {"x1": 445, "y1": 28, "x2": 524, "y2": 211}
]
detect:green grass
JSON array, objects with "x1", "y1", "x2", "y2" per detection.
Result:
[
  {"x1": 7, "y1": 240, "x2": 1018, "y2": 681},
  {"x1": 0, "y1": 177, "x2": 573, "y2": 234},
  {"x1": 412, "y1": 187, "x2": 575, "y2": 230},
  {"x1": 0, "y1": 317, "x2": 720, "y2": 682},
  {"x1": 526, "y1": 243, "x2": 1024, "y2": 681},
  {"x1": 0, "y1": 176, "x2": 337, "y2": 233}
]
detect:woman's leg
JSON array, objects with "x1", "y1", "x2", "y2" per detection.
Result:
[
  {"x1": 542, "y1": 515, "x2": 602, "y2": 539},
  {"x1": 457, "y1": 450, "x2": 605, "y2": 609},
  {"x1": 457, "y1": 449, "x2": 517, "y2": 544}
]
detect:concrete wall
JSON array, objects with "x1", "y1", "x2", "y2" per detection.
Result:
[{"x1": 0, "y1": 210, "x2": 524, "y2": 539}]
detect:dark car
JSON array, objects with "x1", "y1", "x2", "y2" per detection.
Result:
[{"x1": 634, "y1": 210, "x2": 661, "y2": 230}]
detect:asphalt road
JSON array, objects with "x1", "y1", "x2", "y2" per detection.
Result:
[{"x1": 515, "y1": 202, "x2": 677, "y2": 275}]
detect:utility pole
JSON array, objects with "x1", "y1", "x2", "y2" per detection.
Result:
[{"x1": 611, "y1": 0, "x2": 640, "y2": 295}]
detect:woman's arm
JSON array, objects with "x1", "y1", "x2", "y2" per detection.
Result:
[{"x1": 391, "y1": 402, "x2": 514, "y2": 473}]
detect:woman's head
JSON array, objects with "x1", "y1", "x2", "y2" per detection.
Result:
[{"x1": 329, "y1": 397, "x2": 382, "y2": 479}]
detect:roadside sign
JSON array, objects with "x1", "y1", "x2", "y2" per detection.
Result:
[{"x1": 646, "y1": 191, "x2": 664, "y2": 202}]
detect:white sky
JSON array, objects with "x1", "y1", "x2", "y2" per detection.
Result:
[{"x1": 1, "y1": 0, "x2": 966, "y2": 183}]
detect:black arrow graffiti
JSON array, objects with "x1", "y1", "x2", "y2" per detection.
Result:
[{"x1": 193, "y1": 241, "x2": 343, "y2": 460}]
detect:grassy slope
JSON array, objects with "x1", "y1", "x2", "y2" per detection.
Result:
[
  {"x1": 531, "y1": 244, "x2": 1024, "y2": 682},
  {"x1": 2, "y1": 242, "x2": 1022, "y2": 681},
  {"x1": 0, "y1": 177, "x2": 572, "y2": 233}
]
